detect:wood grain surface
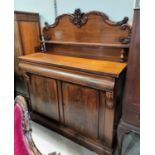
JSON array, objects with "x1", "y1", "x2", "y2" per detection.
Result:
[{"x1": 19, "y1": 53, "x2": 127, "y2": 77}]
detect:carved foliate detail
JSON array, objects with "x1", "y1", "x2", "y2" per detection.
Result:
[
  {"x1": 115, "y1": 17, "x2": 129, "y2": 26},
  {"x1": 44, "y1": 9, "x2": 129, "y2": 29},
  {"x1": 43, "y1": 9, "x2": 131, "y2": 44},
  {"x1": 119, "y1": 24, "x2": 132, "y2": 44},
  {"x1": 70, "y1": 9, "x2": 88, "y2": 28},
  {"x1": 106, "y1": 92, "x2": 114, "y2": 109}
]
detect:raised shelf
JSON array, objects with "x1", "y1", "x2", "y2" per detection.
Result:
[{"x1": 40, "y1": 40, "x2": 129, "y2": 49}]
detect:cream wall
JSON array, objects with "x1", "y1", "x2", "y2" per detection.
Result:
[
  {"x1": 14, "y1": 0, "x2": 134, "y2": 28},
  {"x1": 14, "y1": 0, "x2": 55, "y2": 27},
  {"x1": 57, "y1": 0, "x2": 134, "y2": 23}
]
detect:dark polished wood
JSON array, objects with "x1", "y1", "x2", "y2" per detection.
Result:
[
  {"x1": 43, "y1": 10, "x2": 131, "y2": 45},
  {"x1": 14, "y1": 11, "x2": 41, "y2": 98},
  {"x1": 19, "y1": 9, "x2": 131, "y2": 155},
  {"x1": 62, "y1": 82, "x2": 99, "y2": 139},
  {"x1": 19, "y1": 53, "x2": 127, "y2": 78},
  {"x1": 117, "y1": 8, "x2": 140, "y2": 154},
  {"x1": 43, "y1": 9, "x2": 131, "y2": 62},
  {"x1": 14, "y1": 11, "x2": 41, "y2": 57},
  {"x1": 19, "y1": 61, "x2": 115, "y2": 91},
  {"x1": 29, "y1": 75, "x2": 59, "y2": 121},
  {"x1": 122, "y1": 10, "x2": 140, "y2": 127}
]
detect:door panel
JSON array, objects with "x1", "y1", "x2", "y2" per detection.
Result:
[
  {"x1": 14, "y1": 11, "x2": 41, "y2": 98},
  {"x1": 29, "y1": 74, "x2": 59, "y2": 121},
  {"x1": 19, "y1": 21, "x2": 40, "y2": 55},
  {"x1": 62, "y1": 82, "x2": 99, "y2": 139}
]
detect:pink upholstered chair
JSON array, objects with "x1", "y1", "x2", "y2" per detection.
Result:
[{"x1": 14, "y1": 95, "x2": 60, "y2": 155}]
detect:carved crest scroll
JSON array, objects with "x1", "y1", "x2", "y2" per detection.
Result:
[
  {"x1": 70, "y1": 9, "x2": 88, "y2": 28},
  {"x1": 43, "y1": 8, "x2": 132, "y2": 45}
]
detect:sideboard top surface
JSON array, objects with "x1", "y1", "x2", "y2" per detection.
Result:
[{"x1": 19, "y1": 52, "x2": 127, "y2": 77}]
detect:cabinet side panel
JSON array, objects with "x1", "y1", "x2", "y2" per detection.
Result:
[
  {"x1": 29, "y1": 74, "x2": 59, "y2": 121},
  {"x1": 123, "y1": 10, "x2": 140, "y2": 127},
  {"x1": 15, "y1": 12, "x2": 41, "y2": 98},
  {"x1": 19, "y1": 21, "x2": 40, "y2": 54},
  {"x1": 62, "y1": 82, "x2": 99, "y2": 139},
  {"x1": 14, "y1": 21, "x2": 23, "y2": 75}
]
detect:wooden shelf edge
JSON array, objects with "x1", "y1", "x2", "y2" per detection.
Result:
[{"x1": 41, "y1": 41, "x2": 129, "y2": 48}]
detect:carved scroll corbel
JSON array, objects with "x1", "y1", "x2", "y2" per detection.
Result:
[
  {"x1": 119, "y1": 24, "x2": 132, "y2": 44},
  {"x1": 105, "y1": 92, "x2": 114, "y2": 109}
]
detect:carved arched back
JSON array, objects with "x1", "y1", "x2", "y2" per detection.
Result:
[{"x1": 43, "y1": 9, "x2": 131, "y2": 45}]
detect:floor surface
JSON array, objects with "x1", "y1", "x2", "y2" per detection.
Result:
[
  {"x1": 31, "y1": 121, "x2": 140, "y2": 155},
  {"x1": 31, "y1": 121, "x2": 97, "y2": 155}
]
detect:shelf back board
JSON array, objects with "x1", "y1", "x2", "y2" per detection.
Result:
[{"x1": 42, "y1": 9, "x2": 131, "y2": 62}]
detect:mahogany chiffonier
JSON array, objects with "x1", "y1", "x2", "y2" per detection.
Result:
[{"x1": 18, "y1": 9, "x2": 131, "y2": 155}]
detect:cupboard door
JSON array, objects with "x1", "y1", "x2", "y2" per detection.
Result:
[
  {"x1": 62, "y1": 82, "x2": 99, "y2": 139},
  {"x1": 29, "y1": 74, "x2": 59, "y2": 121}
]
